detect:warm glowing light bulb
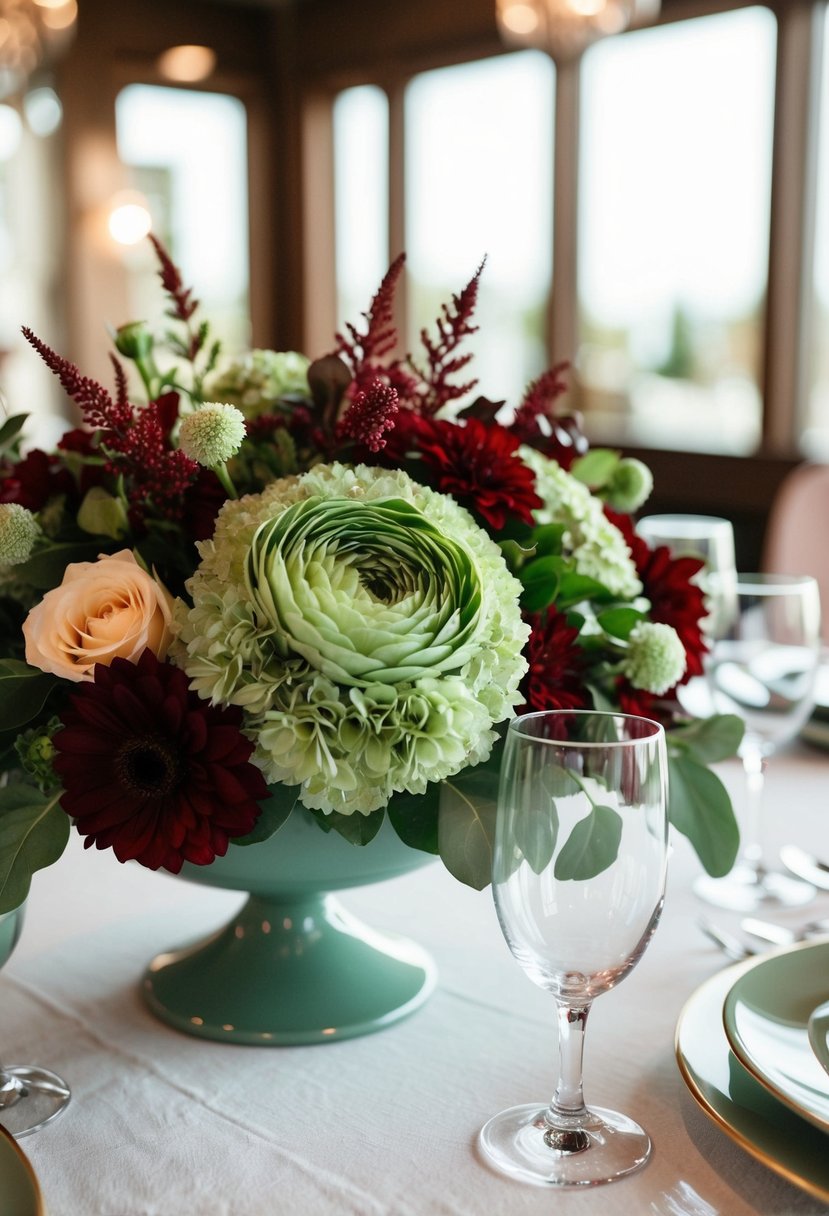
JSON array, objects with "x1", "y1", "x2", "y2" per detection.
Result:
[
  {"x1": 157, "y1": 44, "x2": 216, "y2": 83},
  {"x1": 568, "y1": 0, "x2": 605, "y2": 15},
  {"x1": 40, "y1": 0, "x2": 77, "y2": 31},
  {"x1": 108, "y1": 196, "x2": 152, "y2": 246},
  {"x1": 501, "y1": 3, "x2": 540, "y2": 35}
]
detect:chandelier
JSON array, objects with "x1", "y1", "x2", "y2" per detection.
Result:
[
  {"x1": 0, "y1": 0, "x2": 77, "y2": 99},
  {"x1": 496, "y1": 0, "x2": 660, "y2": 60}
]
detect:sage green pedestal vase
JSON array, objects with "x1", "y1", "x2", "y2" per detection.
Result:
[{"x1": 142, "y1": 808, "x2": 437, "y2": 1045}]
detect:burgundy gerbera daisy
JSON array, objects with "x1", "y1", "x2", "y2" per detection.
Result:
[
  {"x1": 519, "y1": 607, "x2": 590, "y2": 714},
  {"x1": 52, "y1": 650, "x2": 269, "y2": 873},
  {"x1": 388, "y1": 413, "x2": 542, "y2": 531}
]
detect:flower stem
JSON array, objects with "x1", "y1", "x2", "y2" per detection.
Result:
[{"x1": 212, "y1": 461, "x2": 237, "y2": 500}]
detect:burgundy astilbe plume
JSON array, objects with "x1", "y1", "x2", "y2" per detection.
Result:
[
  {"x1": 510, "y1": 363, "x2": 587, "y2": 469},
  {"x1": 334, "y1": 254, "x2": 411, "y2": 391},
  {"x1": 53, "y1": 650, "x2": 269, "y2": 874},
  {"x1": 22, "y1": 327, "x2": 197, "y2": 525},
  {"x1": 337, "y1": 380, "x2": 399, "y2": 453},
  {"x1": 149, "y1": 233, "x2": 199, "y2": 323},
  {"x1": 413, "y1": 262, "x2": 483, "y2": 417}
]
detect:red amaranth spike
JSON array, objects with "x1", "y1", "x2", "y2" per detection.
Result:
[{"x1": 337, "y1": 380, "x2": 399, "y2": 453}]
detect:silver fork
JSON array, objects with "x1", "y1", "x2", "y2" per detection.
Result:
[
  {"x1": 740, "y1": 915, "x2": 829, "y2": 947},
  {"x1": 697, "y1": 918, "x2": 756, "y2": 962}
]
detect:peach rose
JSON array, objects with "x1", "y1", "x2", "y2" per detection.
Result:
[{"x1": 23, "y1": 550, "x2": 175, "y2": 682}]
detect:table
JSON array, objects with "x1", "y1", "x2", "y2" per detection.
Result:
[{"x1": 5, "y1": 745, "x2": 829, "y2": 1216}]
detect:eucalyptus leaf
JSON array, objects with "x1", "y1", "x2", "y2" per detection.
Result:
[
  {"x1": 668, "y1": 754, "x2": 740, "y2": 877},
  {"x1": 667, "y1": 714, "x2": 745, "y2": 766},
  {"x1": 0, "y1": 661, "x2": 57, "y2": 732},
  {"x1": 308, "y1": 806, "x2": 385, "y2": 846},
  {"x1": 532, "y1": 523, "x2": 566, "y2": 558},
  {"x1": 232, "y1": 785, "x2": 297, "y2": 846},
  {"x1": 514, "y1": 796, "x2": 559, "y2": 874},
  {"x1": 0, "y1": 785, "x2": 70, "y2": 914},
  {"x1": 553, "y1": 804, "x2": 622, "y2": 881},
  {"x1": 437, "y1": 769, "x2": 499, "y2": 890},
  {"x1": 387, "y1": 784, "x2": 440, "y2": 854}
]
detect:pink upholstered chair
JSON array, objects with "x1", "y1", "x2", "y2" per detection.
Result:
[{"x1": 763, "y1": 463, "x2": 829, "y2": 641}]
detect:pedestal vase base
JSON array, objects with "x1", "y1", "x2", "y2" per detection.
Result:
[{"x1": 142, "y1": 892, "x2": 437, "y2": 1045}]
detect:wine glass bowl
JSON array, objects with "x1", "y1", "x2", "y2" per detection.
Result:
[
  {"x1": 0, "y1": 902, "x2": 71, "y2": 1138},
  {"x1": 695, "y1": 573, "x2": 821, "y2": 911},
  {"x1": 636, "y1": 513, "x2": 738, "y2": 641},
  {"x1": 478, "y1": 710, "x2": 669, "y2": 1187}
]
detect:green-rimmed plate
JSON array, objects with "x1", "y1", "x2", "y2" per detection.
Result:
[
  {"x1": 0, "y1": 1122, "x2": 45, "y2": 1215},
  {"x1": 809, "y1": 998, "x2": 829, "y2": 1077},
  {"x1": 676, "y1": 960, "x2": 829, "y2": 1204},
  {"x1": 723, "y1": 938, "x2": 829, "y2": 1132}
]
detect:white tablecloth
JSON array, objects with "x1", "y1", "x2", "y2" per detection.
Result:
[{"x1": 5, "y1": 746, "x2": 829, "y2": 1216}]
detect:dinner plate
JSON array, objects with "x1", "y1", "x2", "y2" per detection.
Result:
[
  {"x1": 0, "y1": 1122, "x2": 45, "y2": 1215},
  {"x1": 676, "y1": 961, "x2": 829, "y2": 1204},
  {"x1": 808, "y1": 998, "x2": 829, "y2": 1077},
  {"x1": 722, "y1": 939, "x2": 829, "y2": 1132}
]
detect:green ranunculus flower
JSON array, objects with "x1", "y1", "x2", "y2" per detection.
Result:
[{"x1": 176, "y1": 463, "x2": 530, "y2": 815}]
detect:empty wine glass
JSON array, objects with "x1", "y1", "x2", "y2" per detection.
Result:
[
  {"x1": 478, "y1": 710, "x2": 669, "y2": 1187},
  {"x1": 636, "y1": 514, "x2": 738, "y2": 642},
  {"x1": 0, "y1": 901, "x2": 71, "y2": 1137},
  {"x1": 694, "y1": 573, "x2": 821, "y2": 912}
]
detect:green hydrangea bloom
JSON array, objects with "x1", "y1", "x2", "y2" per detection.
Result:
[
  {"x1": 204, "y1": 349, "x2": 311, "y2": 420},
  {"x1": 175, "y1": 463, "x2": 529, "y2": 815},
  {"x1": 519, "y1": 446, "x2": 641, "y2": 599}
]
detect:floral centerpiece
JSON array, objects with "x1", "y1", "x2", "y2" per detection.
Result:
[{"x1": 0, "y1": 240, "x2": 741, "y2": 915}]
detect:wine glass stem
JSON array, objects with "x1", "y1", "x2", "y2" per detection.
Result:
[
  {"x1": 741, "y1": 741, "x2": 768, "y2": 879},
  {"x1": 543, "y1": 1000, "x2": 592, "y2": 1151}
]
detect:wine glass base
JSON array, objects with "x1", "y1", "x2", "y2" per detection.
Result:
[
  {"x1": 693, "y1": 864, "x2": 816, "y2": 913},
  {"x1": 0, "y1": 1066, "x2": 71, "y2": 1138},
  {"x1": 478, "y1": 1103, "x2": 651, "y2": 1187}
]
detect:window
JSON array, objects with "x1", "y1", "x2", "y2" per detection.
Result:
[
  {"x1": 577, "y1": 7, "x2": 777, "y2": 455},
  {"x1": 404, "y1": 52, "x2": 554, "y2": 406},
  {"x1": 115, "y1": 84, "x2": 250, "y2": 352},
  {"x1": 334, "y1": 86, "x2": 389, "y2": 333},
  {"x1": 807, "y1": 5, "x2": 829, "y2": 459}
]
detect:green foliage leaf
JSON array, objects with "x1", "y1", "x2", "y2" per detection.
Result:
[
  {"x1": 556, "y1": 572, "x2": 613, "y2": 610},
  {"x1": 554, "y1": 804, "x2": 622, "y2": 881},
  {"x1": 520, "y1": 555, "x2": 568, "y2": 613},
  {"x1": 387, "y1": 784, "x2": 440, "y2": 854},
  {"x1": 0, "y1": 661, "x2": 58, "y2": 732},
  {"x1": 667, "y1": 714, "x2": 745, "y2": 765},
  {"x1": 438, "y1": 768, "x2": 499, "y2": 890},
  {"x1": 233, "y1": 784, "x2": 298, "y2": 846},
  {"x1": 0, "y1": 413, "x2": 28, "y2": 453},
  {"x1": 308, "y1": 806, "x2": 385, "y2": 846},
  {"x1": 532, "y1": 523, "x2": 566, "y2": 558},
  {"x1": 515, "y1": 796, "x2": 559, "y2": 875},
  {"x1": 570, "y1": 449, "x2": 620, "y2": 487},
  {"x1": 15, "y1": 541, "x2": 114, "y2": 591},
  {"x1": 0, "y1": 785, "x2": 70, "y2": 914},
  {"x1": 596, "y1": 607, "x2": 646, "y2": 640},
  {"x1": 668, "y1": 754, "x2": 740, "y2": 877}
]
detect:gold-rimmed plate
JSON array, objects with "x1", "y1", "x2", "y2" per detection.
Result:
[
  {"x1": 676, "y1": 960, "x2": 829, "y2": 1204},
  {"x1": 722, "y1": 939, "x2": 829, "y2": 1132},
  {"x1": 0, "y1": 1122, "x2": 46, "y2": 1215}
]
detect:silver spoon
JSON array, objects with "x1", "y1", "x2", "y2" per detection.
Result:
[{"x1": 780, "y1": 845, "x2": 829, "y2": 891}]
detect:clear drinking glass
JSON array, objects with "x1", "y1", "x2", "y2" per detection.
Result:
[
  {"x1": 478, "y1": 710, "x2": 669, "y2": 1187},
  {"x1": 0, "y1": 903, "x2": 71, "y2": 1137},
  {"x1": 636, "y1": 513, "x2": 739, "y2": 644},
  {"x1": 694, "y1": 573, "x2": 821, "y2": 911}
]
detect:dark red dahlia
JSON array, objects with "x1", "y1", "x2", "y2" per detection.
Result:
[
  {"x1": 387, "y1": 413, "x2": 542, "y2": 531},
  {"x1": 520, "y1": 607, "x2": 590, "y2": 714},
  {"x1": 608, "y1": 508, "x2": 708, "y2": 683},
  {"x1": 0, "y1": 448, "x2": 76, "y2": 511},
  {"x1": 52, "y1": 651, "x2": 269, "y2": 874}
]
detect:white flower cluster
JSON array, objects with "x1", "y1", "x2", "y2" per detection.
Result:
[
  {"x1": 175, "y1": 463, "x2": 530, "y2": 816},
  {"x1": 519, "y1": 447, "x2": 641, "y2": 600},
  {"x1": 203, "y1": 349, "x2": 311, "y2": 420}
]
